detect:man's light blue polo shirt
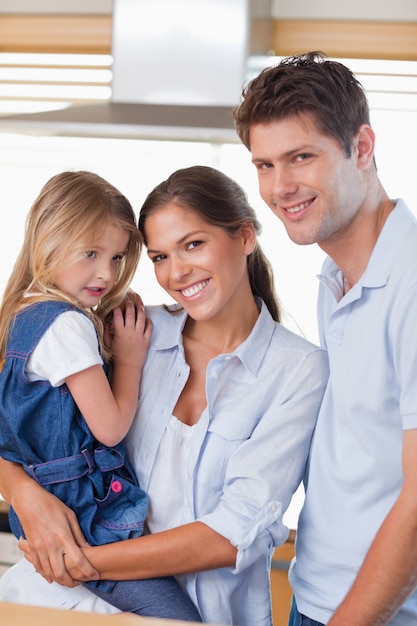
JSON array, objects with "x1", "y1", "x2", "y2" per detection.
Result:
[{"x1": 290, "y1": 200, "x2": 417, "y2": 625}]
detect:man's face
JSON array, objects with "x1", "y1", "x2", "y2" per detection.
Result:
[{"x1": 249, "y1": 113, "x2": 367, "y2": 251}]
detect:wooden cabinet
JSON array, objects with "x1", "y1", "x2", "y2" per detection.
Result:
[{"x1": 270, "y1": 531, "x2": 295, "y2": 626}]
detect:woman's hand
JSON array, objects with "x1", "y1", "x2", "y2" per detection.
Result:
[{"x1": 12, "y1": 476, "x2": 99, "y2": 587}]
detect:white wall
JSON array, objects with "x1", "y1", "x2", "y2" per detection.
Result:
[
  {"x1": 272, "y1": 0, "x2": 417, "y2": 21},
  {"x1": 0, "y1": 0, "x2": 112, "y2": 12},
  {"x1": 3, "y1": 0, "x2": 417, "y2": 22}
]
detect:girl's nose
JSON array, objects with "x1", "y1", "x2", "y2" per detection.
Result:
[{"x1": 97, "y1": 261, "x2": 114, "y2": 282}]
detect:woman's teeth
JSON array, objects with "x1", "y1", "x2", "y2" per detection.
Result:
[{"x1": 181, "y1": 280, "x2": 208, "y2": 297}]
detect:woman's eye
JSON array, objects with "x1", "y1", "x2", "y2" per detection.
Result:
[
  {"x1": 84, "y1": 250, "x2": 96, "y2": 259},
  {"x1": 187, "y1": 240, "x2": 202, "y2": 250},
  {"x1": 151, "y1": 254, "x2": 166, "y2": 264}
]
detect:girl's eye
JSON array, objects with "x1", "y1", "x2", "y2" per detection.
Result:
[
  {"x1": 84, "y1": 250, "x2": 96, "y2": 259},
  {"x1": 112, "y1": 254, "x2": 124, "y2": 263},
  {"x1": 187, "y1": 240, "x2": 203, "y2": 250}
]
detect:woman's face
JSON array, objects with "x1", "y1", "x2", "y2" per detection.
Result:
[{"x1": 144, "y1": 202, "x2": 256, "y2": 322}]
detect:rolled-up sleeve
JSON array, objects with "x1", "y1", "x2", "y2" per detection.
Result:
[{"x1": 196, "y1": 345, "x2": 329, "y2": 574}]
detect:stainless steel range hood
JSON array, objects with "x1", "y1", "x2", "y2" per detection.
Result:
[{"x1": 0, "y1": 0, "x2": 250, "y2": 142}]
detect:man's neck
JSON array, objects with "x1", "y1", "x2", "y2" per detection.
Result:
[{"x1": 322, "y1": 191, "x2": 394, "y2": 293}]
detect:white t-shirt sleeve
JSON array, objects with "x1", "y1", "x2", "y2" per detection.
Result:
[{"x1": 26, "y1": 311, "x2": 103, "y2": 387}]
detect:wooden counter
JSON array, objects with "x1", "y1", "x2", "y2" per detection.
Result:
[{"x1": 0, "y1": 602, "x2": 210, "y2": 625}]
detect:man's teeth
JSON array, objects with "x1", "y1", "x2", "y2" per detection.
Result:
[
  {"x1": 182, "y1": 280, "x2": 208, "y2": 297},
  {"x1": 287, "y1": 201, "x2": 310, "y2": 213}
]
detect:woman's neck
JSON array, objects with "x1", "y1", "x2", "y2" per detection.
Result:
[{"x1": 183, "y1": 297, "x2": 260, "y2": 356}]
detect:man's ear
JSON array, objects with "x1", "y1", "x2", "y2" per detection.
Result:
[
  {"x1": 355, "y1": 124, "x2": 375, "y2": 169},
  {"x1": 240, "y1": 222, "x2": 257, "y2": 255}
]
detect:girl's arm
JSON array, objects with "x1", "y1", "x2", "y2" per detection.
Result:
[
  {"x1": 65, "y1": 299, "x2": 152, "y2": 446},
  {"x1": 0, "y1": 456, "x2": 98, "y2": 587}
]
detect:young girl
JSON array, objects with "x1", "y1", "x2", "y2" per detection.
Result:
[{"x1": 0, "y1": 171, "x2": 201, "y2": 621}]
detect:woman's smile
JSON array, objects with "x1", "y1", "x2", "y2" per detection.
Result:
[{"x1": 179, "y1": 279, "x2": 210, "y2": 299}]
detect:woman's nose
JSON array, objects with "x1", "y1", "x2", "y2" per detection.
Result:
[{"x1": 169, "y1": 256, "x2": 192, "y2": 281}]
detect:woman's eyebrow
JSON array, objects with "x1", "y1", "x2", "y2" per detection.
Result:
[{"x1": 147, "y1": 230, "x2": 206, "y2": 253}]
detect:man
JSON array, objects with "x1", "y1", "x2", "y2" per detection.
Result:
[{"x1": 233, "y1": 52, "x2": 417, "y2": 626}]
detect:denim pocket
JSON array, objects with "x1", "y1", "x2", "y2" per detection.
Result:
[{"x1": 92, "y1": 474, "x2": 148, "y2": 543}]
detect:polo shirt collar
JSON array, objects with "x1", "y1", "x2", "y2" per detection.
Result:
[
  {"x1": 362, "y1": 199, "x2": 415, "y2": 288},
  {"x1": 319, "y1": 199, "x2": 414, "y2": 294}
]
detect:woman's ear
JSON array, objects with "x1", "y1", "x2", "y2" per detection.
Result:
[
  {"x1": 240, "y1": 222, "x2": 257, "y2": 255},
  {"x1": 355, "y1": 124, "x2": 375, "y2": 170}
]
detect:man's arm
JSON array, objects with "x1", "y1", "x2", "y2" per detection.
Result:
[
  {"x1": 328, "y1": 428, "x2": 417, "y2": 626},
  {"x1": 0, "y1": 457, "x2": 98, "y2": 587}
]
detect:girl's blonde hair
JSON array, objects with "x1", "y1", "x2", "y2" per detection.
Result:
[{"x1": 0, "y1": 171, "x2": 142, "y2": 364}]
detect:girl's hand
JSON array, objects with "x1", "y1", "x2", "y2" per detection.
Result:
[{"x1": 110, "y1": 292, "x2": 152, "y2": 371}]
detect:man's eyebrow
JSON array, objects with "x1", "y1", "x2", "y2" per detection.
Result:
[{"x1": 252, "y1": 145, "x2": 315, "y2": 164}]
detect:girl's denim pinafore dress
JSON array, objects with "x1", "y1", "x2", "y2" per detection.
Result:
[{"x1": 0, "y1": 301, "x2": 148, "y2": 590}]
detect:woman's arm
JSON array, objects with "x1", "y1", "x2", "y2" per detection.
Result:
[
  {"x1": 0, "y1": 457, "x2": 98, "y2": 587},
  {"x1": 66, "y1": 300, "x2": 152, "y2": 446},
  {"x1": 50, "y1": 522, "x2": 237, "y2": 584}
]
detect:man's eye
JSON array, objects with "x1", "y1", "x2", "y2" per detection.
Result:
[
  {"x1": 295, "y1": 153, "x2": 312, "y2": 162},
  {"x1": 254, "y1": 162, "x2": 272, "y2": 170}
]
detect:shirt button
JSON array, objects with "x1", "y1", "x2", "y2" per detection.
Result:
[{"x1": 111, "y1": 480, "x2": 123, "y2": 493}]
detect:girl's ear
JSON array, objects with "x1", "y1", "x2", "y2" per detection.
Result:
[{"x1": 240, "y1": 222, "x2": 257, "y2": 255}]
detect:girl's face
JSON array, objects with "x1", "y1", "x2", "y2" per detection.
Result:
[
  {"x1": 144, "y1": 202, "x2": 256, "y2": 322},
  {"x1": 54, "y1": 223, "x2": 129, "y2": 308}
]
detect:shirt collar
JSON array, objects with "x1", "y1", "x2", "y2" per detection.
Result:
[
  {"x1": 233, "y1": 299, "x2": 276, "y2": 376},
  {"x1": 150, "y1": 299, "x2": 276, "y2": 377},
  {"x1": 319, "y1": 199, "x2": 415, "y2": 293}
]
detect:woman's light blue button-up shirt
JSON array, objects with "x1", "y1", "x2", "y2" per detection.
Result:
[{"x1": 126, "y1": 300, "x2": 329, "y2": 626}]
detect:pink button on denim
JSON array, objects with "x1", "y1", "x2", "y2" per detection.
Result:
[{"x1": 111, "y1": 480, "x2": 122, "y2": 493}]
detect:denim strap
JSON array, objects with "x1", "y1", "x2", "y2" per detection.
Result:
[{"x1": 23, "y1": 446, "x2": 125, "y2": 486}]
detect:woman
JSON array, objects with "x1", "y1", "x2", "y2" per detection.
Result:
[{"x1": 0, "y1": 166, "x2": 328, "y2": 625}]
